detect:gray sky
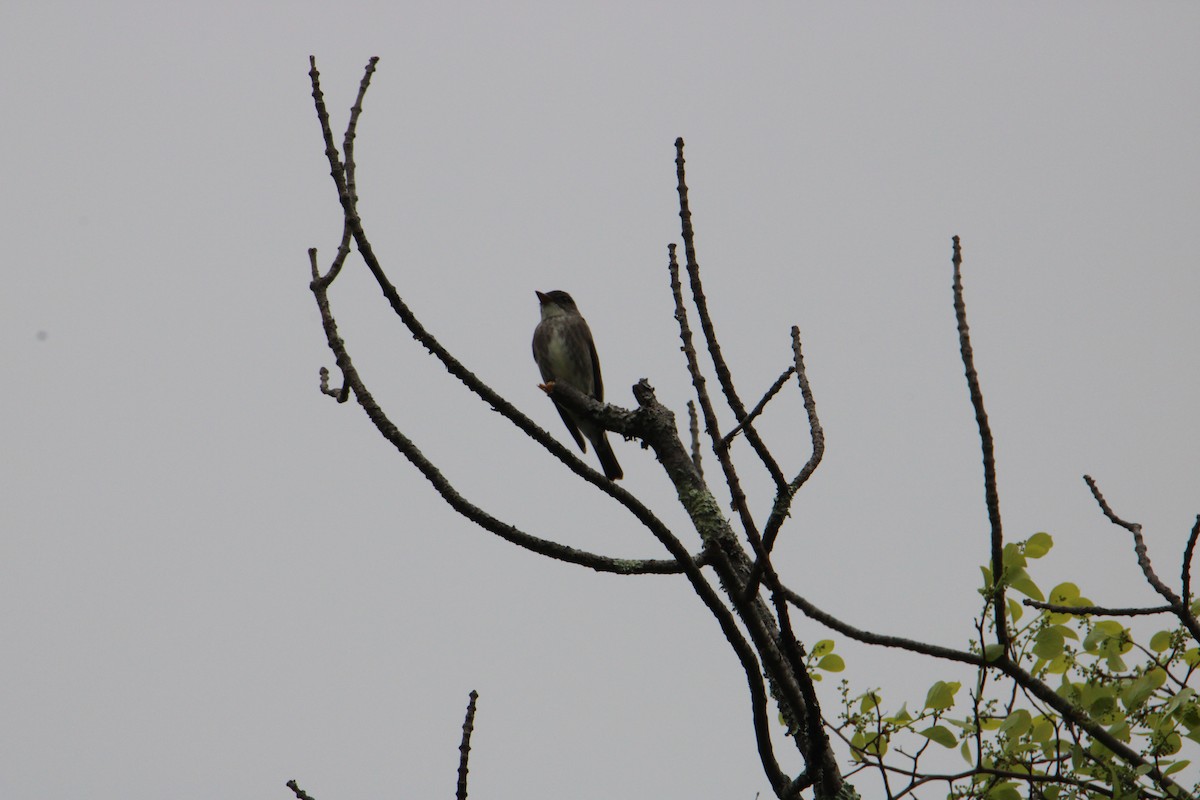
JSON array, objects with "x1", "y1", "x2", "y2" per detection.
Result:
[{"x1": 3, "y1": 3, "x2": 1198, "y2": 798}]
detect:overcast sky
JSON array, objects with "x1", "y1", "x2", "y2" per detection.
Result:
[{"x1": 3, "y1": 3, "x2": 1198, "y2": 799}]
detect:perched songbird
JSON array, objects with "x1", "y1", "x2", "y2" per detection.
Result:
[{"x1": 532, "y1": 290, "x2": 623, "y2": 480}]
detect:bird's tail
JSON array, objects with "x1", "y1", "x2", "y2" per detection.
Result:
[{"x1": 593, "y1": 432, "x2": 623, "y2": 480}]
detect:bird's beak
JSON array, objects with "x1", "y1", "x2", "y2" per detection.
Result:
[{"x1": 535, "y1": 290, "x2": 549, "y2": 304}]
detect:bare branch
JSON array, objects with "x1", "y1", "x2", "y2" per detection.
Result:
[
  {"x1": 456, "y1": 690, "x2": 479, "y2": 800},
  {"x1": 340, "y1": 56, "x2": 376, "y2": 215},
  {"x1": 1084, "y1": 475, "x2": 1200, "y2": 641},
  {"x1": 1184, "y1": 515, "x2": 1200, "y2": 605},
  {"x1": 674, "y1": 139, "x2": 789, "y2": 494},
  {"x1": 952, "y1": 235, "x2": 1010, "y2": 652},
  {"x1": 1022, "y1": 599, "x2": 1174, "y2": 617},
  {"x1": 784, "y1": 325, "x2": 825, "y2": 498},
  {"x1": 782, "y1": 585, "x2": 986, "y2": 667},
  {"x1": 746, "y1": 326, "x2": 826, "y2": 600}
]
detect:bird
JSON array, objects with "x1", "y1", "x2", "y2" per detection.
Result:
[{"x1": 532, "y1": 290, "x2": 623, "y2": 480}]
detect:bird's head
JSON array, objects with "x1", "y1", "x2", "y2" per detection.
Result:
[{"x1": 535, "y1": 290, "x2": 579, "y2": 319}]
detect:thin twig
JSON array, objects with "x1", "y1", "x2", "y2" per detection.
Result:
[
  {"x1": 667, "y1": 244, "x2": 765, "y2": 558},
  {"x1": 1022, "y1": 600, "x2": 1174, "y2": 617},
  {"x1": 1183, "y1": 515, "x2": 1200, "y2": 605},
  {"x1": 456, "y1": 690, "x2": 479, "y2": 800},
  {"x1": 286, "y1": 780, "x2": 316, "y2": 800},
  {"x1": 687, "y1": 400, "x2": 704, "y2": 480},
  {"x1": 721, "y1": 367, "x2": 795, "y2": 447},
  {"x1": 308, "y1": 57, "x2": 371, "y2": 287},
  {"x1": 745, "y1": 327, "x2": 826, "y2": 600},
  {"x1": 782, "y1": 585, "x2": 985, "y2": 667},
  {"x1": 311, "y1": 250, "x2": 350, "y2": 402},
  {"x1": 341, "y1": 57, "x2": 376, "y2": 215},
  {"x1": 783, "y1": 325, "x2": 825, "y2": 499}
]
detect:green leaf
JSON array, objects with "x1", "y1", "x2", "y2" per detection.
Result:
[
  {"x1": 1024, "y1": 532, "x2": 1053, "y2": 558},
  {"x1": 1164, "y1": 759, "x2": 1191, "y2": 776},
  {"x1": 1122, "y1": 668, "x2": 1166, "y2": 710},
  {"x1": 1007, "y1": 567, "x2": 1044, "y2": 601},
  {"x1": 1046, "y1": 653, "x2": 1072, "y2": 675},
  {"x1": 918, "y1": 724, "x2": 958, "y2": 748},
  {"x1": 849, "y1": 731, "x2": 866, "y2": 762},
  {"x1": 980, "y1": 565, "x2": 994, "y2": 591},
  {"x1": 1033, "y1": 626, "x2": 1066, "y2": 660},
  {"x1": 1162, "y1": 687, "x2": 1195, "y2": 716},
  {"x1": 986, "y1": 782, "x2": 1021, "y2": 800},
  {"x1": 1088, "y1": 691, "x2": 1117, "y2": 720},
  {"x1": 961, "y1": 739, "x2": 973, "y2": 764},
  {"x1": 1149, "y1": 630, "x2": 1174, "y2": 653},
  {"x1": 1001, "y1": 542, "x2": 1027, "y2": 570},
  {"x1": 924, "y1": 680, "x2": 961, "y2": 711},
  {"x1": 859, "y1": 692, "x2": 880, "y2": 713},
  {"x1": 811, "y1": 639, "x2": 835, "y2": 657},
  {"x1": 1030, "y1": 716, "x2": 1054, "y2": 743},
  {"x1": 998, "y1": 709, "x2": 1032, "y2": 738},
  {"x1": 1047, "y1": 582, "x2": 1080, "y2": 604},
  {"x1": 983, "y1": 643, "x2": 1005, "y2": 663},
  {"x1": 817, "y1": 654, "x2": 845, "y2": 673},
  {"x1": 1083, "y1": 620, "x2": 1127, "y2": 653},
  {"x1": 1006, "y1": 597, "x2": 1023, "y2": 623}
]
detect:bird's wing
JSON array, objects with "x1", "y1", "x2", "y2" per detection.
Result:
[{"x1": 584, "y1": 322, "x2": 603, "y2": 402}]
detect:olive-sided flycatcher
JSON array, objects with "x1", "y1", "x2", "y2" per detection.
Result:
[{"x1": 532, "y1": 290, "x2": 623, "y2": 480}]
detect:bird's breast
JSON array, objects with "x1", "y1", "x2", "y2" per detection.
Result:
[{"x1": 538, "y1": 321, "x2": 593, "y2": 392}]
